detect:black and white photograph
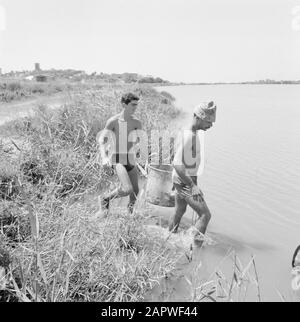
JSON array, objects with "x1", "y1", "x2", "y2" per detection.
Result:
[{"x1": 0, "y1": 0, "x2": 300, "y2": 304}]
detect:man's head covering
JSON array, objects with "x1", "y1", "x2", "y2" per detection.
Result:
[{"x1": 193, "y1": 101, "x2": 217, "y2": 122}]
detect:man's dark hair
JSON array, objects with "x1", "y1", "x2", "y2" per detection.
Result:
[{"x1": 121, "y1": 92, "x2": 139, "y2": 105}]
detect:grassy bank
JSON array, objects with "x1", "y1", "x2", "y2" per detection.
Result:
[
  {"x1": 0, "y1": 79, "x2": 106, "y2": 103},
  {"x1": 0, "y1": 84, "x2": 181, "y2": 302},
  {"x1": 0, "y1": 80, "x2": 66, "y2": 103}
]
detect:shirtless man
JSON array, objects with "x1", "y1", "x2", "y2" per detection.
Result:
[
  {"x1": 98, "y1": 92, "x2": 142, "y2": 214},
  {"x1": 169, "y1": 101, "x2": 217, "y2": 246}
]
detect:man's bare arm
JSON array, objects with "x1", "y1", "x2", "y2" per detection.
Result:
[
  {"x1": 97, "y1": 119, "x2": 115, "y2": 162},
  {"x1": 135, "y1": 119, "x2": 142, "y2": 131},
  {"x1": 172, "y1": 137, "x2": 204, "y2": 201}
]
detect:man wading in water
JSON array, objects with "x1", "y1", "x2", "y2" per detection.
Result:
[
  {"x1": 98, "y1": 92, "x2": 142, "y2": 215},
  {"x1": 169, "y1": 101, "x2": 217, "y2": 246}
]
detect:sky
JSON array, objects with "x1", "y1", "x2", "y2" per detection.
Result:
[{"x1": 0, "y1": 0, "x2": 300, "y2": 82}]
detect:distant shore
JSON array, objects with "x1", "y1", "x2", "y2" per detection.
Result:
[{"x1": 157, "y1": 81, "x2": 300, "y2": 86}]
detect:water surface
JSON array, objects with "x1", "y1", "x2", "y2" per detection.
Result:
[{"x1": 150, "y1": 84, "x2": 300, "y2": 301}]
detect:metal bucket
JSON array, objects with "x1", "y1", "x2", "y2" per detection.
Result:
[{"x1": 145, "y1": 164, "x2": 175, "y2": 207}]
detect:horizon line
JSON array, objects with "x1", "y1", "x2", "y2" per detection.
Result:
[{"x1": 0, "y1": 67, "x2": 299, "y2": 84}]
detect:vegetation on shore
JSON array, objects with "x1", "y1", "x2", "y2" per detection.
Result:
[
  {"x1": 0, "y1": 69, "x2": 170, "y2": 103},
  {"x1": 0, "y1": 84, "x2": 181, "y2": 302},
  {"x1": 0, "y1": 79, "x2": 102, "y2": 103}
]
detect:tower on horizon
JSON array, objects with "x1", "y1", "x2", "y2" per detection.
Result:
[{"x1": 35, "y1": 63, "x2": 41, "y2": 72}]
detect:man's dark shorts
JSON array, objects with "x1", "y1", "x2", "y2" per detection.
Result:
[
  {"x1": 113, "y1": 153, "x2": 135, "y2": 172},
  {"x1": 173, "y1": 176, "x2": 198, "y2": 199}
]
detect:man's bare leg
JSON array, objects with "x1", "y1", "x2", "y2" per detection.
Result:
[
  {"x1": 185, "y1": 196, "x2": 212, "y2": 246},
  {"x1": 99, "y1": 164, "x2": 134, "y2": 215},
  {"x1": 169, "y1": 192, "x2": 187, "y2": 233},
  {"x1": 127, "y1": 166, "x2": 139, "y2": 213}
]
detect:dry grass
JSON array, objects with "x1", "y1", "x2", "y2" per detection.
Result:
[
  {"x1": 3, "y1": 203, "x2": 178, "y2": 302},
  {"x1": 0, "y1": 80, "x2": 68, "y2": 103},
  {"x1": 185, "y1": 251, "x2": 262, "y2": 302}
]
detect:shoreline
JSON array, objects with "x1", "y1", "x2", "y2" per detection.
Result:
[{"x1": 155, "y1": 82, "x2": 300, "y2": 87}]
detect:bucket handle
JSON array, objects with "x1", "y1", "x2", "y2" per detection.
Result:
[
  {"x1": 136, "y1": 152, "x2": 158, "y2": 178},
  {"x1": 136, "y1": 162, "x2": 148, "y2": 178}
]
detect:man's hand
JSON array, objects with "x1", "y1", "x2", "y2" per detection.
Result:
[
  {"x1": 102, "y1": 157, "x2": 112, "y2": 170},
  {"x1": 191, "y1": 184, "x2": 204, "y2": 203}
]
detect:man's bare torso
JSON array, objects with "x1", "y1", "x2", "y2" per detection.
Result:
[{"x1": 106, "y1": 113, "x2": 142, "y2": 155}]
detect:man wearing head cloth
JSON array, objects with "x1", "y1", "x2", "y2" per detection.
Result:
[{"x1": 169, "y1": 101, "x2": 217, "y2": 247}]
